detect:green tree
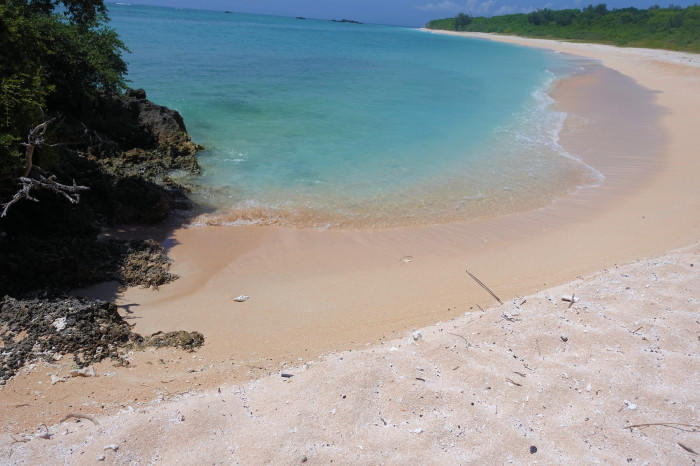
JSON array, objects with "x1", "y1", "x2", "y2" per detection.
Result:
[
  {"x1": 455, "y1": 13, "x2": 472, "y2": 30},
  {"x1": 0, "y1": 1, "x2": 127, "y2": 182}
]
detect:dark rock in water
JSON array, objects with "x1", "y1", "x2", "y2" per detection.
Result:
[
  {"x1": 296, "y1": 16, "x2": 306, "y2": 19},
  {"x1": 330, "y1": 18, "x2": 362, "y2": 24},
  {"x1": 85, "y1": 88, "x2": 201, "y2": 179},
  {"x1": 0, "y1": 87, "x2": 201, "y2": 232},
  {"x1": 0, "y1": 295, "x2": 204, "y2": 383}
]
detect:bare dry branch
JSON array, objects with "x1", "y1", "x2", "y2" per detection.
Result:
[
  {"x1": 23, "y1": 118, "x2": 56, "y2": 177},
  {"x1": 1, "y1": 174, "x2": 89, "y2": 218},
  {"x1": 624, "y1": 422, "x2": 700, "y2": 432}
]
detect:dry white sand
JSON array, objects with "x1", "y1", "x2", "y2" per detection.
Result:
[{"x1": 3, "y1": 243, "x2": 698, "y2": 463}]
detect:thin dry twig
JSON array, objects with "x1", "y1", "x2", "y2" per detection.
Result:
[
  {"x1": 505, "y1": 377, "x2": 522, "y2": 387},
  {"x1": 22, "y1": 118, "x2": 56, "y2": 177},
  {"x1": 59, "y1": 413, "x2": 100, "y2": 426},
  {"x1": 35, "y1": 424, "x2": 51, "y2": 440},
  {"x1": 678, "y1": 443, "x2": 698, "y2": 455},
  {"x1": 624, "y1": 422, "x2": 700, "y2": 433},
  {"x1": 466, "y1": 269, "x2": 503, "y2": 305},
  {"x1": 447, "y1": 332, "x2": 470, "y2": 348}
]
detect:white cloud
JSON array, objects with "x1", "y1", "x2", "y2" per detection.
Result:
[
  {"x1": 418, "y1": 0, "x2": 504, "y2": 16},
  {"x1": 418, "y1": 1, "x2": 459, "y2": 11}
]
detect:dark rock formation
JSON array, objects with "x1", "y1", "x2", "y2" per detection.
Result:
[
  {"x1": 0, "y1": 89, "x2": 205, "y2": 380},
  {"x1": 0, "y1": 296, "x2": 204, "y2": 383},
  {"x1": 0, "y1": 89, "x2": 199, "y2": 295},
  {"x1": 331, "y1": 18, "x2": 363, "y2": 24},
  {"x1": 0, "y1": 238, "x2": 177, "y2": 298},
  {"x1": 85, "y1": 89, "x2": 201, "y2": 178}
]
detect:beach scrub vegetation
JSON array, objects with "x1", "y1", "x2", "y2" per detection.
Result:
[{"x1": 426, "y1": 4, "x2": 700, "y2": 52}]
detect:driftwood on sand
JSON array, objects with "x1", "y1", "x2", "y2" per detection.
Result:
[{"x1": 465, "y1": 268, "x2": 502, "y2": 304}]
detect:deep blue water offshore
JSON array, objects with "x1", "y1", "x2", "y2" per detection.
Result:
[{"x1": 109, "y1": 4, "x2": 597, "y2": 228}]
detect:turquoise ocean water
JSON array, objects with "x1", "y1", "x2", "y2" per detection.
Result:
[{"x1": 109, "y1": 4, "x2": 598, "y2": 228}]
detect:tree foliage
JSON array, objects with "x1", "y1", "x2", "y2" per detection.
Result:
[
  {"x1": 426, "y1": 4, "x2": 700, "y2": 53},
  {"x1": 455, "y1": 13, "x2": 472, "y2": 30},
  {"x1": 0, "y1": 1, "x2": 127, "y2": 181}
]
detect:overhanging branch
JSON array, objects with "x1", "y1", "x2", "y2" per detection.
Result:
[{"x1": 1, "y1": 175, "x2": 89, "y2": 218}]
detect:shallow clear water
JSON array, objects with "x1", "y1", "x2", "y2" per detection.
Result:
[{"x1": 110, "y1": 5, "x2": 597, "y2": 228}]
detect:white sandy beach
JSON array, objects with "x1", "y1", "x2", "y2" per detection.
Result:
[{"x1": 2, "y1": 34, "x2": 700, "y2": 463}]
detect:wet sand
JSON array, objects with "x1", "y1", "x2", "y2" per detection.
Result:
[{"x1": 1, "y1": 34, "x2": 699, "y2": 452}]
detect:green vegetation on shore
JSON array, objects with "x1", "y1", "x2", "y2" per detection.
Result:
[
  {"x1": 426, "y1": 4, "x2": 700, "y2": 52},
  {"x1": 0, "y1": 1, "x2": 127, "y2": 179}
]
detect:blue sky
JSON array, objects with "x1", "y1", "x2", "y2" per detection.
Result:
[{"x1": 115, "y1": 0, "x2": 698, "y2": 26}]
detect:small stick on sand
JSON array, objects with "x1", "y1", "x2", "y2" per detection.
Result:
[
  {"x1": 505, "y1": 377, "x2": 522, "y2": 387},
  {"x1": 10, "y1": 434, "x2": 30, "y2": 444},
  {"x1": 678, "y1": 443, "x2": 698, "y2": 455},
  {"x1": 35, "y1": 424, "x2": 51, "y2": 440},
  {"x1": 466, "y1": 269, "x2": 502, "y2": 305},
  {"x1": 447, "y1": 332, "x2": 470, "y2": 348},
  {"x1": 624, "y1": 422, "x2": 699, "y2": 432},
  {"x1": 59, "y1": 413, "x2": 100, "y2": 426}
]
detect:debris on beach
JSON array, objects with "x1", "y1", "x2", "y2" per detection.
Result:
[
  {"x1": 139, "y1": 330, "x2": 204, "y2": 351},
  {"x1": 70, "y1": 366, "x2": 96, "y2": 378},
  {"x1": 234, "y1": 295, "x2": 250, "y2": 302},
  {"x1": 51, "y1": 317, "x2": 67, "y2": 332},
  {"x1": 561, "y1": 294, "x2": 579, "y2": 307},
  {"x1": 400, "y1": 256, "x2": 414, "y2": 263},
  {"x1": 466, "y1": 268, "x2": 503, "y2": 304}
]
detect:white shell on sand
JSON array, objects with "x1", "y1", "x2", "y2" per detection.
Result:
[{"x1": 234, "y1": 295, "x2": 250, "y2": 302}]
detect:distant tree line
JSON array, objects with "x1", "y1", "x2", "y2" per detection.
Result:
[{"x1": 425, "y1": 4, "x2": 700, "y2": 52}]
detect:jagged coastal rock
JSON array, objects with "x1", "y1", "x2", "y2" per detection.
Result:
[
  {"x1": 85, "y1": 88, "x2": 202, "y2": 181},
  {"x1": 0, "y1": 88, "x2": 202, "y2": 295}
]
